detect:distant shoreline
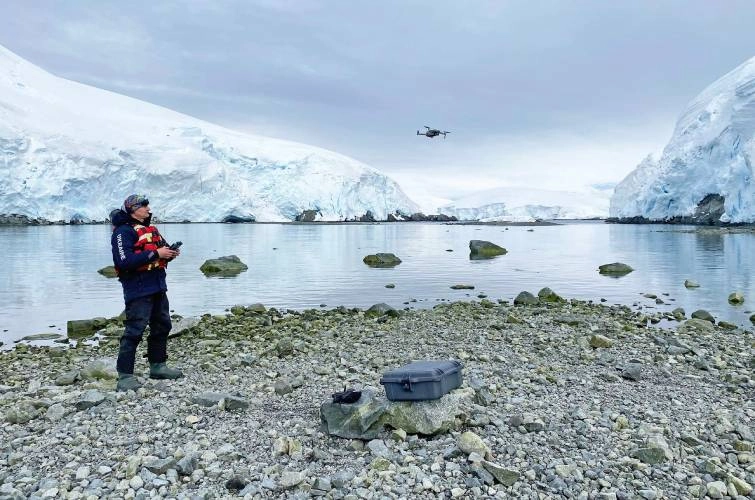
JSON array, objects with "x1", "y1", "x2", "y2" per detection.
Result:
[{"x1": 2, "y1": 215, "x2": 754, "y2": 228}]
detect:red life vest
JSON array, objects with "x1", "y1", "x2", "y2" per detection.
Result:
[{"x1": 133, "y1": 224, "x2": 168, "y2": 272}]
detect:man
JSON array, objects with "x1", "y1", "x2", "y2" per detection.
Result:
[{"x1": 111, "y1": 194, "x2": 183, "y2": 392}]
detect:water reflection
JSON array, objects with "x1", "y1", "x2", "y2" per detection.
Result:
[{"x1": 1, "y1": 222, "x2": 753, "y2": 345}]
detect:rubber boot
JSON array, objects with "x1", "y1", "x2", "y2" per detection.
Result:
[
  {"x1": 116, "y1": 373, "x2": 143, "y2": 392},
  {"x1": 149, "y1": 362, "x2": 183, "y2": 380}
]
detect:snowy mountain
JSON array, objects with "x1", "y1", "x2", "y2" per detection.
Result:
[
  {"x1": 0, "y1": 45, "x2": 418, "y2": 223},
  {"x1": 439, "y1": 186, "x2": 610, "y2": 221},
  {"x1": 611, "y1": 56, "x2": 755, "y2": 223}
]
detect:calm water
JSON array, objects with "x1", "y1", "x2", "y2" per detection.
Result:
[{"x1": 1, "y1": 221, "x2": 753, "y2": 346}]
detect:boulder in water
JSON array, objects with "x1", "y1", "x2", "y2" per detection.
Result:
[
  {"x1": 598, "y1": 262, "x2": 634, "y2": 276},
  {"x1": 200, "y1": 255, "x2": 248, "y2": 277},
  {"x1": 469, "y1": 240, "x2": 507, "y2": 258},
  {"x1": 363, "y1": 253, "x2": 402, "y2": 267}
]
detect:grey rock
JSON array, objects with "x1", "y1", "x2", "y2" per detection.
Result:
[
  {"x1": 366, "y1": 439, "x2": 391, "y2": 458},
  {"x1": 75, "y1": 390, "x2": 106, "y2": 410},
  {"x1": 469, "y1": 240, "x2": 507, "y2": 257},
  {"x1": 471, "y1": 465, "x2": 495, "y2": 485},
  {"x1": 144, "y1": 458, "x2": 176, "y2": 475},
  {"x1": 362, "y1": 253, "x2": 402, "y2": 267},
  {"x1": 320, "y1": 386, "x2": 473, "y2": 439},
  {"x1": 514, "y1": 291, "x2": 539, "y2": 306},
  {"x1": 199, "y1": 255, "x2": 248, "y2": 277},
  {"x1": 279, "y1": 470, "x2": 305, "y2": 489},
  {"x1": 274, "y1": 378, "x2": 294, "y2": 395},
  {"x1": 176, "y1": 455, "x2": 197, "y2": 476},
  {"x1": 365, "y1": 303, "x2": 399, "y2": 318},
  {"x1": 632, "y1": 447, "x2": 667, "y2": 465},
  {"x1": 538, "y1": 287, "x2": 564, "y2": 303},
  {"x1": 4, "y1": 401, "x2": 40, "y2": 424},
  {"x1": 45, "y1": 403, "x2": 66, "y2": 422},
  {"x1": 191, "y1": 392, "x2": 249, "y2": 410},
  {"x1": 54, "y1": 369, "x2": 80, "y2": 386},
  {"x1": 690, "y1": 309, "x2": 715, "y2": 323},
  {"x1": 598, "y1": 262, "x2": 634, "y2": 275},
  {"x1": 380, "y1": 387, "x2": 474, "y2": 435},
  {"x1": 620, "y1": 362, "x2": 643, "y2": 381},
  {"x1": 80, "y1": 358, "x2": 118, "y2": 380},
  {"x1": 728, "y1": 292, "x2": 744, "y2": 305},
  {"x1": 320, "y1": 387, "x2": 389, "y2": 439}
]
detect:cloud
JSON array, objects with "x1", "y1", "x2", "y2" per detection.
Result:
[{"x1": 2, "y1": 0, "x2": 755, "y2": 205}]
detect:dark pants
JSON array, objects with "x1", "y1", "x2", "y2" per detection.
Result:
[{"x1": 117, "y1": 292, "x2": 172, "y2": 374}]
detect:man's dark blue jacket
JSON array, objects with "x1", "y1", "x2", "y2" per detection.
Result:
[{"x1": 111, "y1": 209, "x2": 168, "y2": 303}]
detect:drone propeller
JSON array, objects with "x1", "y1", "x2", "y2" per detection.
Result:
[{"x1": 424, "y1": 126, "x2": 431, "y2": 129}]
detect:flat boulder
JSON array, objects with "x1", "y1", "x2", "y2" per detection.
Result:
[
  {"x1": 75, "y1": 390, "x2": 107, "y2": 411},
  {"x1": 320, "y1": 387, "x2": 473, "y2": 439},
  {"x1": 200, "y1": 255, "x2": 248, "y2": 277},
  {"x1": 598, "y1": 262, "x2": 634, "y2": 276},
  {"x1": 67, "y1": 317, "x2": 109, "y2": 338},
  {"x1": 381, "y1": 388, "x2": 474, "y2": 435},
  {"x1": 450, "y1": 284, "x2": 475, "y2": 290},
  {"x1": 469, "y1": 240, "x2": 507, "y2": 258},
  {"x1": 678, "y1": 318, "x2": 715, "y2": 334},
  {"x1": 191, "y1": 392, "x2": 250, "y2": 411},
  {"x1": 691, "y1": 309, "x2": 715, "y2": 323},
  {"x1": 363, "y1": 253, "x2": 402, "y2": 267},
  {"x1": 19, "y1": 333, "x2": 62, "y2": 341}
]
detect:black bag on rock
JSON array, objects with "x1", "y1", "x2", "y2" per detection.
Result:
[{"x1": 331, "y1": 387, "x2": 362, "y2": 404}]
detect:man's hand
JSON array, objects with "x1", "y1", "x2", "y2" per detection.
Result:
[{"x1": 157, "y1": 247, "x2": 178, "y2": 260}]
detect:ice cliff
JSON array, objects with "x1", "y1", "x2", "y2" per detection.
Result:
[
  {"x1": 0, "y1": 45, "x2": 418, "y2": 223},
  {"x1": 611, "y1": 56, "x2": 755, "y2": 224}
]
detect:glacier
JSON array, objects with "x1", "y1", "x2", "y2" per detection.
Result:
[
  {"x1": 611, "y1": 56, "x2": 755, "y2": 224},
  {"x1": 0, "y1": 45, "x2": 418, "y2": 223},
  {"x1": 439, "y1": 186, "x2": 610, "y2": 222}
]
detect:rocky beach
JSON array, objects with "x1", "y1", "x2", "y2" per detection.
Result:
[{"x1": 1, "y1": 294, "x2": 754, "y2": 499}]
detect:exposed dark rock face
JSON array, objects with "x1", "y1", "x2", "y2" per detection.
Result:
[
  {"x1": 295, "y1": 210, "x2": 321, "y2": 222},
  {"x1": 221, "y1": 215, "x2": 256, "y2": 223},
  {"x1": 406, "y1": 212, "x2": 458, "y2": 222},
  {"x1": 0, "y1": 214, "x2": 53, "y2": 225},
  {"x1": 608, "y1": 193, "x2": 735, "y2": 226},
  {"x1": 69, "y1": 213, "x2": 89, "y2": 225},
  {"x1": 690, "y1": 194, "x2": 725, "y2": 224},
  {"x1": 359, "y1": 211, "x2": 376, "y2": 222}
]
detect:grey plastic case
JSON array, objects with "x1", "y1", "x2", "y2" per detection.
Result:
[{"x1": 379, "y1": 360, "x2": 463, "y2": 401}]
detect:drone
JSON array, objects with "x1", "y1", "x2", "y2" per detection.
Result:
[{"x1": 417, "y1": 126, "x2": 450, "y2": 139}]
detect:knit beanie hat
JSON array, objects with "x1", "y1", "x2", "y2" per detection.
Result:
[{"x1": 123, "y1": 194, "x2": 149, "y2": 213}]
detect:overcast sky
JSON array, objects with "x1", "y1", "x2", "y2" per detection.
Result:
[{"x1": 3, "y1": 0, "x2": 755, "y2": 206}]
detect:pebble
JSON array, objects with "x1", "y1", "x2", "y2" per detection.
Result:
[{"x1": 0, "y1": 299, "x2": 752, "y2": 499}]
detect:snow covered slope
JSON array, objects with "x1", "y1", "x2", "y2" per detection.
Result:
[
  {"x1": 0, "y1": 45, "x2": 417, "y2": 222},
  {"x1": 611, "y1": 56, "x2": 755, "y2": 223},
  {"x1": 439, "y1": 186, "x2": 610, "y2": 221}
]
